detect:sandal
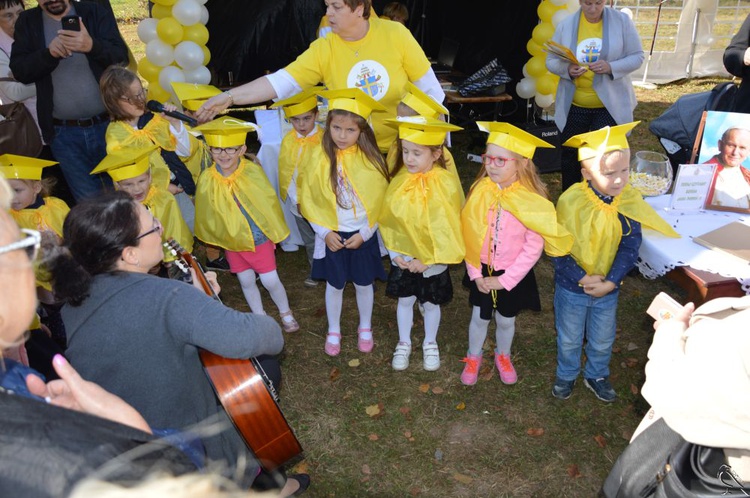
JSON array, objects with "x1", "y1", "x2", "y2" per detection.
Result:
[
  {"x1": 280, "y1": 310, "x2": 300, "y2": 333},
  {"x1": 357, "y1": 327, "x2": 373, "y2": 353},
  {"x1": 325, "y1": 331, "x2": 341, "y2": 356}
]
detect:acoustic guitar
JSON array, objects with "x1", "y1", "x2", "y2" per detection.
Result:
[{"x1": 165, "y1": 239, "x2": 303, "y2": 471}]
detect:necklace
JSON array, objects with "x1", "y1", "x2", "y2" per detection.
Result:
[{"x1": 341, "y1": 21, "x2": 370, "y2": 58}]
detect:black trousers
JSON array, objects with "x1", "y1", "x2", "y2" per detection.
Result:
[{"x1": 560, "y1": 105, "x2": 618, "y2": 191}]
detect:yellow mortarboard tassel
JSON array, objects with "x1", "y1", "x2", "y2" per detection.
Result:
[
  {"x1": 384, "y1": 116, "x2": 462, "y2": 146},
  {"x1": 400, "y1": 82, "x2": 449, "y2": 119},
  {"x1": 171, "y1": 82, "x2": 223, "y2": 112},
  {"x1": 272, "y1": 86, "x2": 324, "y2": 119},
  {"x1": 0, "y1": 154, "x2": 58, "y2": 181},
  {"x1": 91, "y1": 145, "x2": 159, "y2": 182},
  {"x1": 563, "y1": 121, "x2": 640, "y2": 161},
  {"x1": 476, "y1": 122, "x2": 554, "y2": 159},
  {"x1": 318, "y1": 88, "x2": 387, "y2": 120},
  {"x1": 193, "y1": 116, "x2": 259, "y2": 148}
]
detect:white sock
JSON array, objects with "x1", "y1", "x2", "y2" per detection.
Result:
[
  {"x1": 494, "y1": 312, "x2": 516, "y2": 355},
  {"x1": 422, "y1": 301, "x2": 441, "y2": 346},
  {"x1": 258, "y1": 270, "x2": 292, "y2": 319},
  {"x1": 396, "y1": 296, "x2": 416, "y2": 344},
  {"x1": 325, "y1": 283, "x2": 343, "y2": 343},
  {"x1": 467, "y1": 306, "x2": 489, "y2": 356},
  {"x1": 354, "y1": 283, "x2": 374, "y2": 340},
  {"x1": 236, "y1": 269, "x2": 265, "y2": 315}
]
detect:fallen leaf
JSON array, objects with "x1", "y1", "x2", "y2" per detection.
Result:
[
  {"x1": 452, "y1": 472, "x2": 473, "y2": 485},
  {"x1": 404, "y1": 431, "x2": 412, "y2": 438},
  {"x1": 625, "y1": 357, "x2": 639, "y2": 368},
  {"x1": 409, "y1": 437, "x2": 415, "y2": 442},
  {"x1": 348, "y1": 359, "x2": 360, "y2": 367},
  {"x1": 594, "y1": 435, "x2": 607, "y2": 448},
  {"x1": 456, "y1": 402, "x2": 466, "y2": 410},
  {"x1": 365, "y1": 404, "x2": 381, "y2": 417},
  {"x1": 360, "y1": 476, "x2": 370, "y2": 483},
  {"x1": 431, "y1": 386, "x2": 444, "y2": 395},
  {"x1": 567, "y1": 464, "x2": 582, "y2": 478},
  {"x1": 399, "y1": 406, "x2": 412, "y2": 417},
  {"x1": 409, "y1": 486, "x2": 421, "y2": 496},
  {"x1": 329, "y1": 367, "x2": 340, "y2": 382},
  {"x1": 627, "y1": 342, "x2": 639, "y2": 351},
  {"x1": 479, "y1": 364, "x2": 494, "y2": 381},
  {"x1": 362, "y1": 464, "x2": 371, "y2": 475},
  {"x1": 343, "y1": 389, "x2": 353, "y2": 400},
  {"x1": 419, "y1": 383, "x2": 430, "y2": 393},
  {"x1": 630, "y1": 384, "x2": 639, "y2": 395},
  {"x1": 292, "y1": 461, "x2": 309, "y2": 474},
  {"x1": 526, "y1": 427, "x2": 545, "y2": 437},
  {"x1": 368, "y1": 433, "x2": 379, "y2": 441},
  {"x1": 314, "y1": 307, "x2": 326, "y2": 318},
  {"x1": 612, "y1": 346, "x2": 622, "y2": 354}
]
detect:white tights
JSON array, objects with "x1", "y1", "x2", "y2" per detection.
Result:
[
  {"x1": 236, "y1": 269, "x2": 291, "y2": 316},
  {"x1": 467, "y1": 306, "x2": 516, "y2": 356},
  {"x1": 325, "y1": 283, "x2": 374, "y2": 344},
  {"x1": 396, "y1": 296, "x2": 441, "y2": 345}
]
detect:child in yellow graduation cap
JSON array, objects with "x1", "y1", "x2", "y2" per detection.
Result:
[
  {"x1": 460, "y1": 123, "x2": 573, "y2": 387},
  {"x1": 271, "y1": 87, "x2": 324, "y2": 287},
  {"x1": 194, "y1": 117, "x2": 299, "y2": 333},
  {"x1": 379, "y1": 117, "x2": 464, "y2": 371},
  {"x1": 91, "y1": 145, "x2": 193, "y2": 273},
  {"x1": 386, "y1": 82, "x2": 458, "y2": 180},
  {"x1": 298, "y1": 88, "x2": 390, "y2": 356},
  {"x1": 552, "y1": 122, "x2": 679, "y2": 403}
]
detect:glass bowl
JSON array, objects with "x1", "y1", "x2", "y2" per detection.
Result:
[{"x1": 629, "y1": 150, "x2": 673, "y2": 197}]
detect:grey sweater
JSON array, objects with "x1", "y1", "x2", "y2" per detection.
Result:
[{"x1": 63, "y1": 271, "x2": 284, "y2": 480}]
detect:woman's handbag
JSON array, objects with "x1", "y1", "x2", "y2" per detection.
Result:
[{"x1": 0, "y1": 100, "x2": 43, "y2": 157}]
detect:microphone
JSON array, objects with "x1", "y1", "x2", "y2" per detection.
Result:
[{"x1": 146, "y1": 100, "x2": 198, "y2": 127}]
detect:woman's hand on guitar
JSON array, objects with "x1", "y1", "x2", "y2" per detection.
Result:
[{"x1": 190, "y1": 268, "x2": 221, "y2": 295}]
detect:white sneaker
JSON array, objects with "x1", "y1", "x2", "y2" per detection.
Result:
[
  {"x1": 392, "y1": 342, "x2": 411, "y2": 371},
  {"x1": 423, "y1": 342, "x2": 440, "y2": 371}
]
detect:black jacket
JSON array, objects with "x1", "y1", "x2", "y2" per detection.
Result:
[{"x1": 724, "y1": 14, "x2": 750, "y2": 114}]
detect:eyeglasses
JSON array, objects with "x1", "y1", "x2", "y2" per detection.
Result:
[
  {"x1": 0, "y1": 228, "x2": 41, "y2": 261},
  {"x1": 209, "y1": 146, "x2": 241, "y2": 155},
  {"x1": 136, "y1": 216, "x2": 163, "y2": 240},
  {"x1": 482, "y1": 155, "x2": 517, "y2": 167},
  {"x1": 120, "y1": 89, "x2": 147, "y2": 104}
]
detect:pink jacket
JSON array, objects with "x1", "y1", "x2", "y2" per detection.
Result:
[{"x1": 465, "y1": 208, "x2": 544, "y2": 290}]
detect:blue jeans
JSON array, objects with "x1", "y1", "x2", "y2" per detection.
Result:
[
  {"x1": 50, "y1": 121, "x2": 111, "y2": 201},
  {"x1": 554, "y1": 283, "x2": 619, "y2": 381}
]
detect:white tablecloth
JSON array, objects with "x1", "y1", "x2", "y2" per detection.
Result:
[{"x1": 637, "y1": 195, "x2": 750, "y2": 293}]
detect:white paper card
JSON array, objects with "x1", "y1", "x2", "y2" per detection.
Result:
[{"x1": 669, "y1": 163, "x2": 715, "y2": 211}]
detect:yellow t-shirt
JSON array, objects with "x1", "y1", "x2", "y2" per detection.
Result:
[
  {"x1": 285, "y1": 17, "x2": 431, "y2": 152},
  {"x1": 572, "y1": 16, "x2": 604, "y2": 108}
]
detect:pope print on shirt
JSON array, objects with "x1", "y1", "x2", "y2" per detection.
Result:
[
  {"x1": 577, "y1": 38, "x2": 602, "y2": 64},
  {"x1": 347, "y1": 61, "x2": 390, "y2": 100}
]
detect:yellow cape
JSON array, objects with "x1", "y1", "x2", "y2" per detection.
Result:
[
  {"x1": 278, "y1": 126, "x2": 323, "y2": 202},
  {"x1": 142, "y1": 185, "x2": 193, "y2": 262},
  {"x1": 105, "y1": 118, "x2": 174, "y2": 190},
  {"x1": 195, "y1": 158, "x2": 289, "y2": 251},
  {"x1": 182, "y1": 133, "x2": 212, "y2": 184},
  {"x1": 298, "y1": 145, "x2": 389, "y2": 230},
  {"x1": 380, "y1": 167, "x2": 465, "y2": 265},
  {"x1": 557, "y1": 182, "x2": 680, "y2": 275},
  {"x1": 462, "y1": 179, "x2": 573, "y2": 268},
  {"x1": 11, "y1": 196, "x2": 70, "y2": 290},
  {"x1": 385, "y1": 140, "x2": 459, "y2": 183}
]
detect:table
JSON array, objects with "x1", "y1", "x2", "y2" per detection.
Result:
[
  {"x1": 443, "y1": 90, "x2": 512, "y2": 128},
  {"x1": 638, "y1": 195, "x2": 750, "y2": 305}
]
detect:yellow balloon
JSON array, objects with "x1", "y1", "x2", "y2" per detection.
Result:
[
  {"x1": 538, "y1": 1, "x2": 561, "y2": 23},
  {"x1": 201, "y1": 45, "x2": 211, "y2": 65},
  {"x1": 536, "y1": 72, "x2": 558, "y2": 95},
  {"x1": 182, "y1": 23, "x2": 209, "y2": 46},
  {"x1": 532, "y1": 22, "x2": 555, "y2": 46},
  {"x1": 151, "y1": 4, "x2": 172, "y2": 19},
  {"x1": 147, "y1": 81, "x2": 172, "y2": 102},
  {"x1": 526, "y1": 39, "x2": 544, "y2": 58},
  {"x1": 157, "y1": 17, "x2": 183, "y2": 45},
  {"x1": 138, "y1": 57, "x2": 160, "y2": 81},
  {"x1": 526, "y1": 56, "x2": 548, "y2": 79},
  {"x1": 152, "y1": 0, "x2": 177, "y2": 6}
]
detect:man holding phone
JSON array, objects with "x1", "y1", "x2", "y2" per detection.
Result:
[{"x1": 9, "y1": 0, "x2": 128, "y2": 201}]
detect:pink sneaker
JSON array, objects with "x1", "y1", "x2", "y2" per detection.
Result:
[
  {"x1": 357, "y1": 327, "x2": 373, "y2": 353},
  {"x1": 324, "y1": 331, "x2": 341, "y2": 357},
  {"x1": 495, "y1": 352, "x2": 517, "y2": 385},
  {"x1": 460, "y1": 354, "x2": 482, "y2": 386}
]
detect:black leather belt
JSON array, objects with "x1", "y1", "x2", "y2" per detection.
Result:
[{"x1": 52, "y1": 112, "x2": 109, "y2": 127}]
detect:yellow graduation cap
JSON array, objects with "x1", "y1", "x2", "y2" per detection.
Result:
[
  {"x1": 0, "y1": 154, "x2": 57, "y2": 181},
  {"x1": 400, "y1": 82, "x2": 449, "y2": 119},
  {"x1": 563, "y1": 121, "x2": 640, "y2": 161},
  {"x1": 318, "y1": 88, "x2": 387, "y2": 120},
  {"x1": 271, "y1": 86, "x2": 323, "y2": 119},
  {"x1": 193, "y1": 116, "x2": 259, "y2": 148},
  {"x1": 91, "y1": 145, "x2": 158, "y2": 182},
  {"x1": 476, "y1": 122, "x2": 554, "y2": 159},
  {"x1": 384, "y1": 116, "x2": 462, "y2": 146},
  {"x1": 171, "y1": 82, "x2": 223, "y2": 112}
]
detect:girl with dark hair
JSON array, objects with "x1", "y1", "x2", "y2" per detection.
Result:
[{"x1": 298, "y1": 89, "x2": 389, "y2": 356}]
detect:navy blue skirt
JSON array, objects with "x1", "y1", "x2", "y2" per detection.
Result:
[
  {"x1": 463, "y1": 264, "x2": 541, "y2": 320},
  {"x1": 311, "y1": 230, "x2": 387, "y2": 290}
]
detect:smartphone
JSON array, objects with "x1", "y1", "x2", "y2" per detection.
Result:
[
  {"x1": 61, "y1": 15, "x2": 80, "y2": 31},
  {"x1": 646, "y1": 292, "x2": 682, "y2": 321}
]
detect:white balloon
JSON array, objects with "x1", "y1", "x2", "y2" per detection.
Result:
[
  {"x1": 566, "y1": 0, "x2": 580, "y2": 12},
  {"x1": 174, "y1": 40, "x2": 204, "y2": 70},
  {"x1": 172, "y1": 0, "x2": 202, "y2": 26},
  {"x1": 522, "y1": 63, "x2": 530, "y2": 79},
  {"x1": 137, "y1": 18, "x2": 158, "y2": 44},
  {"x1": 552, "y1": 9, "x2": 571, "y2": 27},
  {"x1": 549, "y1": 0, "x2": 567, "y2": 4},
  {"x1": 199, "y1": 5, "x2": 209, "y2": 25},
  {"x1": 620, "y1": 7, "x2": 633, "y2": 20},
  {"x1": 196, "y1": 0, "x2": 207, "y2": 4},
  {"x1": 159, "y1": 65, "x2": 186, "y2": 92},
  {"x1": 516, "y1": 77, "x2": 537, "y2": 100},
  {"x1": 535, "y1": 92, "x2": 555, "y2": 108},
  {"x1": 183, "y1": 65, "x2": 211, "y2": 85},
  {"x1": 145, "y1": 39, "x2": 174, "y2": 67}
]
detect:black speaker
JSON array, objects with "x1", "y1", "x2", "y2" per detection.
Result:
[{"x1": 521, "y1": 121, "x2": 561, "y2": 173}]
